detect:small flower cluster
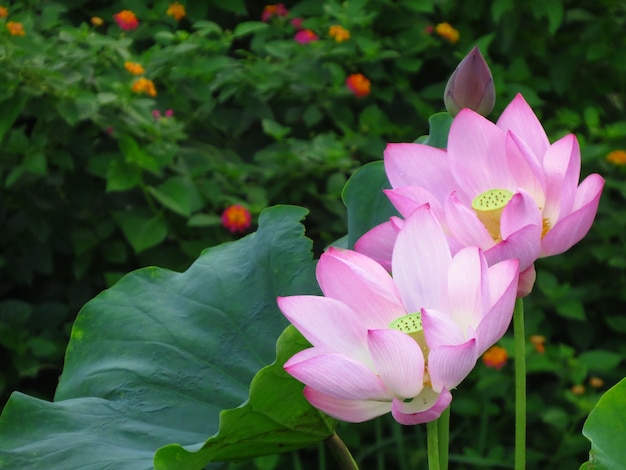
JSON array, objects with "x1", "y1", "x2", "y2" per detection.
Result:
[
  {"x1": 114, "y1": 10, "x2": 139, "y2": 31},
  {"x1": 166, "y1": 2, "x2": 186, "y2": 22},
  {"x1": 260, "y1": 4, "x2": 369, "y2": 97},
  {"x1": 131, "y1": 77, "x2": 157, "y2": 97},
  {"x1": 221, "y1": 205, "x2": 251, "y2": 233},
  {"x1": 435, "y1": 22, "x2": 459, "y2": 43},
  {"x1": 1, "y1": 6, "x2": 26, "y2": 36}
]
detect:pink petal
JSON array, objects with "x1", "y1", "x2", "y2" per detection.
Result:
[
  {"x1": 427, "y1": 337, "x2": 478, "y2": 391},
  {"x1": 304, "y1": 386, "x2": 391, "y2": 423},
  {"x1": 496, "y1": 94, "x2": 550, "y2": 161},
  {"x1": 392, "y1": 388, "x2": 452, "y2": 425},
  {"x1": 277, "y1": 296, "x2": 369, "y2": 362},
  {"x1": 444, "y1": 192, "x2": 495, "y2": 249},
  {"x1": 447, "y1": 247, "x2": 488, "y2": 334},
  {"x1": 384, "y1": 143, "x2": 456, "y2": 202},
  {"x1": 367, "y1": 329, "x2": 424, "y2": 399},
  {"x1": 542, "y1": 134, "x2": 581, "y2": 225},
  {"x1": 284, "y1": 352, "x2": 389, "y2": 400},
  {"x1": 317, "y1": 248, "x2": 405, "y2": 327},
  {"x1": 487, "y1": 191, "x2": 542, "y2": 270},
  {"x1": 448, "y1": 108, "x2": 515, "y2": 198},
  {"x1": 517, "y1": 264, "x2": 536, "y2": 297},
  {"x1": 540, "y1": 173, "x2": 604, "y2": 257},
  {"x1": 354, "y1": 220, "x2": 400, "y2": 272},
  {"x1": 483, "y1": 224, "x2": 541, "y2": 271},
  {"x1": 392, "y1": 205, "x2": 452, "y2": 312},
  {"x1": 421, "y1": 307, "x2": 466, "y2": 349},
  {"x1": 474, "y1": 259, "x2": 519, "y2": 355},
  {"x1": 385, "y1": 186, "x2": 445, "y2": 220},
  {"x1": 505, "y1": 131, "x2": 546, "y2": 207}
]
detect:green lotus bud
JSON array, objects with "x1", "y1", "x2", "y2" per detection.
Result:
[{"x1": 444, "y1": 46, "x2": 495, "y2": 117}]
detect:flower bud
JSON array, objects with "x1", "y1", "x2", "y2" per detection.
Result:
[{"x1": 444, "y1": 46, "x2": 495, "y2": 117}]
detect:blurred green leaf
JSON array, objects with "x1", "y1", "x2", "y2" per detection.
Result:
[
  {"x1": 148, "y1": 176, "x2": 204, "y2": 217},
  {"x1": 111, "y1": 211, "x2": 168, "y2": 253},
  {"x1": 580, "y1": 378, "x2": 626, "y2": 469},
  {"x1": 578, "y1": 351, "x2": 623, "y2": 373},
  {"x1": 233, "y1": 21, "x2": 268, "y2": 38}
]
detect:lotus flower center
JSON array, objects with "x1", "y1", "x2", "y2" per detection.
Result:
[
  {"x1": 389, "y1": 313, "x2": 429, "y2": 359},
  {"x1": 471, "y1": 189, "x2": 513, "y2": 241}
]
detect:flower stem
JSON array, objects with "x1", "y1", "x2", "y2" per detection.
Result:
[
  {"x1": 325, "y1": 432, "x2": 359, "y2": 470},
  {"x1": 427, "y1": 418, "x2": 441, "y2": 470},
  {"x1": 438, "y1": 406, "x2": 450, "y2": 470},
  {"x1": 513, "y1": 298, "x2": 526, "y2": 470}
]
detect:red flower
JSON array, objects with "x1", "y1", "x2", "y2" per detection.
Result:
[
  {"x1": 221, "y1": 205, "x2": 251, "y2": 233},
  {"x1": 295, "y1": 29, "x2": 318, "y2": 44},
  {"x1": 346, "y1": 73, "x2": 371, "y2": 97},
  {"x1": 114, "y1": 10, "x2": 139, "y2": 30}
]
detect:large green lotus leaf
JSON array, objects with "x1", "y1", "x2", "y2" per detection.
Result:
[
  {"x1": 580, "y1": 377, "x2": 626, "y2": 470},
  {"x1": 342, "y1": 161, "x2": 397, "y2": 249},
  {"x1": 414, "y1": 112, "x2": 453, "y2": 148},
  {"x1": 0, "y1": 205, "x2": 332, "y2": 469},
  {"x1": 154, "y1": 325, "x2": 335, "y2": 469}
]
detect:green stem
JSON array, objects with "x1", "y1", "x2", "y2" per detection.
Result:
[
  {"x1": 427, "y1": 418, "x2": 441, "y2": 470},
  {"x1": 513, "y1": 298, "x2": 526, "y2": 470},
  {"x1": 437, "y1": 406, "x2": 450, "y2": 470},
  {"x1": 325, "y1": 432, "x2": 359, "y2": 470}
]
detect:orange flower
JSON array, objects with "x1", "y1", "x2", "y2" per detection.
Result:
[
  {"x1": 0, "y1": 6, "x2": 8, "y2": 18},
  {"x1": 91, "y1": 16, "x2": 103, "y2": 26},
  {"x1": 131, "y1": 78, "x2": 157, "y2": 97},
  {"x1": 529, "y1": 335, "x2": 546, "y2": 353},
  {"x1": 588, "y1": 377, "x2": 604, "y2": 388},
  {"x1": 6, "y1": 21, "x2": 25, "y2": 36},
  {"x1": 346, "y1": 73, "x2": 371, "y2": 98},
  {"x1": 221, "y1": 205, "x2": 251, "y2": 233},
  {"x1": 124, "y1": 61, "x2": 145, "y2": 75},
  {"x1": 329, "y1": 25, "x2": 350, "y2": 43},
  {"x1": 166, "y1": 2, "x2": 186, "y2": 21},
  {"x1": 482, "y1": 345, "x2": 508, "y2": 370},
  {"x1": 114, "y1": 10, "x2": 139, "y2": 31},
  {"x1": 606, "y1": 150, "x2": 626, "y2": 165},
  {"x1": 435, "y1": 22, "x2": 459, "y2": 44},
  {"x1": 571, "y1": 384, "x2": 585, "y2": 395}
]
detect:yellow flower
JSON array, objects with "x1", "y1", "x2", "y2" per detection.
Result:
[
  {"x1": 588, "y1": 377, "x2": 604, "y2": 388},
  {"x1": 6, "y1": 21, "x2": 25, "y2": 36},
  {"x1": 91, "y1": 16, "x2": 104, "y2": 26},
  {"x1": 571, "y1": 384, "x2": 585, "y2": 395},
  {"x1": 166, "y1": 2, "x2": 186, "y2": 21},
  {"x1": 131, "y1": 78, "x2": 157, "y2": 97},
  {"x1": 329, "y1": 24, "x2": 350, "y2": 43},
  {"x1": 435, "y1": 22, "x2": 459, "y2": 44},
  {"x1": 606, "y1": 149, "x2": 626, "y2": 165},
  {"x1": 124, "y1": 61, "x2": 145, "y2": 75},
  {"x1": 0, "y1": 6, "x2": 8, "y2": 18},
  {"x1": 529, "y1": 334, "x2": 546, "y2": 353}
]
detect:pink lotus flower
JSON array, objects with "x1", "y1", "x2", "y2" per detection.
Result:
[
  {"x1": 356, "y1": 94, "x2": 604, "y2": 296},
  {"x1": 278, "y1": 205, "x2": 519, "y2": 424}
]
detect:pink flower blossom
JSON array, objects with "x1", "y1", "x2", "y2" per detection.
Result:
[
  {"x1": 291, "y1": 17, "x2": 303, "y2": 29},
  {"x1": 278, "y1": 205, "x2": 519, "y2": 424},
  {"x1": 294, "y1": 29, "x2": 318, "y2": 44},
  {"x1": 356, "y1": 94, "x2": 604, "y2": 296},
  {"x1": 221, "y1": 205, "x2": 251, "y2": 233}
]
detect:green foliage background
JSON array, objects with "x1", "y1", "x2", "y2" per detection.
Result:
[{"x1": 1, "y1": 0, "x2": 626, "y2": 468}]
